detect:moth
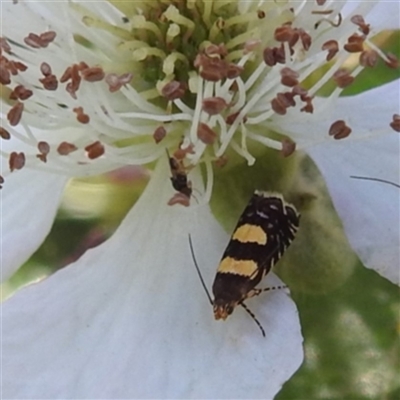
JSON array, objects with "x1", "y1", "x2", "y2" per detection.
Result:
[{"x1": 190, "y1": 190, "x2": 300, "y2": 336}]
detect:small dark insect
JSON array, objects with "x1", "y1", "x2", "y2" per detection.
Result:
[
  {"x1": 190, "y1": 191, "x2": 300, "y2": 337},
  {"x1": 167, "y1": 150, "x2": 192, "y2": 198}
]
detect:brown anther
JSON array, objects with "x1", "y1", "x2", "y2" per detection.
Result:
[
  {"x1": 0, "y1": 175, "x2": 4, "y2": 189},
  {"x1": 39, "y1": 74, "x2": 58, "y2": 90},
  {"x1": 359, "y1": 50, "x2": 378, "y2": 67},
  {"x1": 0, "y1": 127, "x2": 11, "y2": 140},
  {"x1": 280, "y1": 67, "x2": 299, "y2": 87},
  {"x1": 39, "y1": 31, "x2": 57, "y2": 46},
  {"x1": 38, "y1": 141, "x2": 50, "y2": 155},
  {"x1": 333, "y1": 69, "x2": 354, "y2": 88},
  {"x1": 85, "y1": 141, "x2": 105, "y2": 159},
  {"x1": 167, "y1": 192, "x2": 190, "y2": 207},
  {"x1": 226, "y1": 110, "x2": 247, "y2": 125},
  {"x1": 329, "y1": 120, "x2": 352, "y2": 139},
  {"x1": 24, "y1": 33, "x2": 42, "y2": 48},
  {"x1": 73, "y1": 107, "x2": 90, "y2": 124},
  {"x1": 60, "y1": 66, "x2": 72, "y2": 83},
  {"x1": 214, "y1": 155, "x2": 228, "y2": 168},
  {"x1": 350, "y1": 15, "x2": 370, "y2": 35},
  {"x1": 0, "y1": 37, "x2": 11, "y2": 54},
  {"x1": 37, "y1": 141, "x2": 50, "y2": 162},
  {"x1": 257, "y1": 10, "x2": 266, "y2": 19},
  {"x1": 198, "y1": 56, "x2": 228, "y2": 82},
  {"x1": 57, "y1": 142, "x2": 77, "y2": 155},
  {"x1": 65, "y1": 64, "x2": 81, "y2": 98},
  {"x1": 263, "y1": 47, "x2": 277, "y2": 66},
  {"x1": 78, "y1": 61, "x2": 89, "y2": 71},
  {"x1": 202, "y1": 97, "x2": 228, "y2": 115},
  {"x1": 173, "y1": 144, "x2": 194, "y2": 160},
  {"x1": 385, "y1": 53, "x2": 399, "y2": 69},
  {"x1": 274, "y1": 26, "x2": 298, "y2": 44},
  {"x1": 322, "y1": 40, "x2": 339, "y2": 61},
  {"x1": 9, "y1": 84, "x2": 33, "y2": 100},
  {"x1": 6, "y1": 61, "x2": 18, "y2": 76},
  {"x1": 281, "y1": 138, "x2": 296, "y2": 157},
  {"x1": 197, "y1": 123, "x2": 217, "y2": 145},
  {"x1": 0, "y1": 65, "x2": 11, "y2": 85},
  {"x1": 344, "y1": 34, "x2": 364, "y2": 53},
  {"x1": 81, "y1": 66, "x2": 105, "y2": 82},
  {"x1": 300, "y1": 96, "x2": 314, "y2": 113},
  {"x1": 7, "y1": 102, "x2": 24, "y2": 126},
  {"x1": 390, "y1": 114, "x2": 400, "y2": 132},
  {"x1": 271, "y1": 97, "x2": 287, "y2": 115},
  {"x1": 105, "y1": 72, "x2": 132, "y2": 92},
  {"x1": 153, "y1": 126, "x2": 166, "y2": 143},
  {"x1": 13, "y1": 61, "x2": 28, "y2": 72},
  {"x1": 316, "y1": 0, "x2": 327, "y2": 5},
  {"x1": 161, "y1": 80, "x2": 186, "y2": 100},
  {"x1": 276, "y1": 92, "x2": 296, "y2": 108},
  {"x1": 40, "y1": 62, "x2": 52, "y2": 76},
  {"x1": 9, "y1": 151, "x2": 26, "y2": 172},
  {"x1": 226, "y1": 63, "x2": 244, "y2": 80}
]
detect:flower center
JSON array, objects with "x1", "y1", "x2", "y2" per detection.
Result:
[{"x1": 1, "y1": 0, "x2": 398, "y2": 201}]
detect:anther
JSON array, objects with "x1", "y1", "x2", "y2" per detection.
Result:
[
  {"x1": 167, "y1": 192, "x2": 190, "y2": 207},
  {"x1": 281, "y1": 138, "x2": 296, "y2": 157},
  {"x1": 0, "y1": 127, "x2": 11, "y2": 140},
  {"x1": 226, "y1": 111, "x2": 247, "y2": 125},
  {"x1": 73, "y1": 107, "x2": 90, "y2": 124},
  {"x1": 85, "y1": 141, "x2": 105, "y2": 159},
  {"x1": 37, "y1": 141, "x2": 50, "y2": 163},
  {"x1": 81, "y1": 66, "x2": 105, "y2": 82},
  {"x1": 105, "y1": 72, "x2": 132, "y2": 92},
  {"x1": 344, "y1": 34, "x2": 364, "y2": 53},
  {"x1": 40, "y1": 74, "x2": 58, "y2": 90},
  {"x1": 0, "y1": 175, "x2": 4, "y2": 189},
  {"x1": 153, "y1": 126, "x2": 167, "y2": 143},
  {"x1": 350, "y1": 15, "x2": 370, "y2": 36},
  {"x1": 202, "y1": 97, "x2": 227, "y2": 115},
  {"x1": 161, "y1": 80, "x2": 187, "y2": 100},
  {"x1": 280, "y1": 67, "x2": 299, "y2": 87},
  {"x1": 9, "y1": 151, "x2": 26, "y2": 172},
  {"x1": 390, "y1": 114, "x2": 400, "y2": 132},
  {"x1": 359, "y1": 50, "x2": 378, "y2": 68},
  {"x1": 329, "y1": 120, "x2": 351, "y2": 139},
  {"x1": 322, "y1": 40, "x2": 339, "y2": 61},
  {"x1": 40, "y1": 62, "x2": 52, "y2": 76},
  {"x1": 9, "y1": 84, "x2": 33, "y2": 100},
  {"x1": 197, "y1": 123, "x2": 217, "y2": 145},
  {"x1": 57, "y1": 142, "x2": 78, "y2": 155},
  {"x1": 385, "y1": 53, "x2": 399, "y2": 69},
  {"x1": 0, "y1": 37, "x2": 11, "y2": 53},
  {"x1": 333, "y1": 69, "x2": 354, "y2": 88},
  {"x1": 7, "y1": 101, "x2": 24, "y2": 126},
  {"x1": 0, "y1": 65, "x2": 11, "y2": 85}
]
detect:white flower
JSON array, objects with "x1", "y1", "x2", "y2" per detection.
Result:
[{"x1": 1, "y1": 0, "x2": 399, "y2": 398}]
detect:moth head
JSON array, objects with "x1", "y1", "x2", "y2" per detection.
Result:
[{"x1": 213, "y1": 299, "x2": 238, "y2": 320}]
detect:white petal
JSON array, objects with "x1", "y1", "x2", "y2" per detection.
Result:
[
  {"x1": 273, "y1": 80, "x2": 400, "y2": 148},
  {"x1": 2, "y1": 161, "x2": 303, "y2": 399},
  {"x1": 367, "y1": 0, "x2": 400, "y2": 30},
  {"x1": 1, "y1": 169, "x2": 66, "y2": 281},
  {"x1": 308, "y1": 132, "x2": 399, "y2": 284}
]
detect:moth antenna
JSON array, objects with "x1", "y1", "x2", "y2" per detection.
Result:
[
  {"x1": 188, "y1": 234, "x2": 213, "y2": 305},
  {"x1": 350, "y1": 176, "x2": 400, "y2": 189},
  {"x1": 240, "y1": 302, "x2": 266, "y2": 337}
]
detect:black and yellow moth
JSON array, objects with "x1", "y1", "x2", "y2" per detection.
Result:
[{"x1": 190, "y1": 191, "x2": 300, "y2": 336}]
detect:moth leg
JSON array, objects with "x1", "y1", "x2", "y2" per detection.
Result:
[{"x1": 247, "y1": 285, "x2": 288, "y2": 298}]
